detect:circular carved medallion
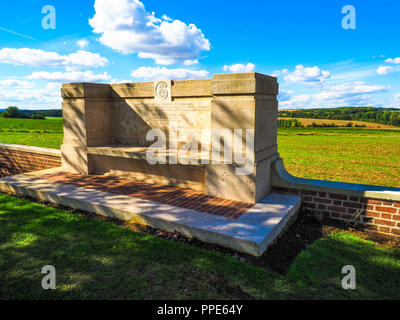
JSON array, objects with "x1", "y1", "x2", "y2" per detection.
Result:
[{"x1": 155, "y1": 81, "x2": 169, "y2": 100}]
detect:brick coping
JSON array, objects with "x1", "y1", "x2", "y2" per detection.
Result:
[{"x1": 0, "y1": 143, "x2": 60, "y2": 157}]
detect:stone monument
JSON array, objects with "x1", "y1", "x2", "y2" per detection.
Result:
[{"x1": 61, "y1": 72, "x2": 279, "y2": 203}]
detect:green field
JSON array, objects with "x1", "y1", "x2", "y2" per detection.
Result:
[
  {"x1": 0, "y1": 193, "x2": 399, "y2": 299},
  {"x1": 0, "y1": 117, "x2": 63, "y2": 149},
  {"x1": 278, "y1": 128, "x2": 400, "y2": 188},
  {"x1": 1, "y1": 117, "x2": 400, "y2": 187}
]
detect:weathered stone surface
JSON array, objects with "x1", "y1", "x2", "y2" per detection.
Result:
[{"x1": 61, "y1": 72, "x2": 279, "y2": 203}]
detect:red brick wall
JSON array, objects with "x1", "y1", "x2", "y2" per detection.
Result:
[
  {"x1": 0, "y1": 146, "x2": 61, "y2": 177},
  {"x1": 273, "y1": 186, "x2": 400, "y2": 241}
]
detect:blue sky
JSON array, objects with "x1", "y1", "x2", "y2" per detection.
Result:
[{"x1": 0, "y1": 0, "x2": 399, "y2": 109}]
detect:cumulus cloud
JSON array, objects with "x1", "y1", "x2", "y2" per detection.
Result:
[
  {"x1": 376, "y1": 66, "x2": 394, "y2": 75},
  {"x1": 280, "y1": 81, "x2": 389, "y2": 109},
  {"x1": 0, "y1": 48, "x2": 108, "y2": 69},
  {"x1": 27, "y1": 71, "x2": 112, "y2": 82},
  {"x1": 385, "y1": 57, "x2": 400, "y2": 64},
  {"x1": 89, "y1": 0, "x2": 210, "y2": 65},
  {"x1": 131, "y1": 66, "x2": 209, "y2": 80},
  {"x1": 223, "y1": 63, "x2": 255, "y2": 73},
  {"x1": 0, "y1": 82, "x2": 61, "y2": 108},
  {"x1": 77, "y1": 39, "x2": 89, "y2": 49},
  {"x1": 284, "y1": 65, "x2": 330, "y2": 86}
]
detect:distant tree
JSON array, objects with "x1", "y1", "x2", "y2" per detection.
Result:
[
  {"x1": 1, "y1": 106, "x2": 28, "y2": 119},
  {"x1": 277, "y1": 118, "x2": 302, "y2": 128},
  {"x1": 278, "y1": 107, "x2": 400, "y2": 127},
  {"x1": 30, "y1": 114, "x2": 46, "y2": 120},
  {"x1": 23, "y1": 109, "x2": 62, "y2": 118}
]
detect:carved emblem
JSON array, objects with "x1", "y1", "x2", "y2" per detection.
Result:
[{"x1": 154, "y1": 80, "x2": 171, "y2": 101}]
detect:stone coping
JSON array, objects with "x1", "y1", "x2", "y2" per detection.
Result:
[
  {"x1": 0, "y1": 143, "x2": 61, "y2": 157},
  {"x1": 61, "y1": 72, "x2": 279, "y2": 99},
  {"x1": 271, "y1": 157, "x2": 400, "y2": 201}
]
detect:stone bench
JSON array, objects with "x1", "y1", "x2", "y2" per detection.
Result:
[
  {"x1": 85, "y1": 145, "x2": 208, "y2": 191},
  {"x1": 85, "y1": 145, "x2": 209, "y2": 164},
  {"x1": 60, "y1": 72, "x2": 279, "y2": 203}
]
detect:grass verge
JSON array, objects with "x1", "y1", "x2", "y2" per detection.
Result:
[{"x1": 0, "y1": 193, "x2": 399, "y2": 299}]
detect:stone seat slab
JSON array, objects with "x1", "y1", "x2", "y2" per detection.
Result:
[{"x1": 86, "y1": 145, "x2": 210, "y2": 166}]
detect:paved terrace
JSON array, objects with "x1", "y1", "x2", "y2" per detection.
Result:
[
  {"x1": 0, "y1": 168, "x2": 301, "y2": 256},
  {"x1": 42, "y1": 171, "x2": 254, "y2": 220}
]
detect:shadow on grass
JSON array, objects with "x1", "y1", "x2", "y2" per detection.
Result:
[
  {"x1": 285, "y1": 232, "x2": 400, "y2": 299},
  {"x1": 1, "y1": 193, "x2": 399, "y2": 300},
  {"x1": 0, "y1": 193, "x2": 283, "y2": 300}
]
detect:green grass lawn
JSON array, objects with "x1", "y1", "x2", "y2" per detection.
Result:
[
  {"x1": 278, "y1": 127, "x2": 400, "y2": 187},
  {"x1": 0, "y1": 193, "x2": 399, "y2": 299},
  {"x1": 1, "y1": 117, "x2": 400, "y2": 186},
  {"x1": 0, "y1": 117, "x2": 63, "y2": 149}
]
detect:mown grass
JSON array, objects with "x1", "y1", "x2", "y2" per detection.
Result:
[
  {"x1": 278, "y1": 127, "x2": 400, "y2": 187},
  {"x1": 1, "y1": 117, "x2": 400, "y2": 187},
  {"x1": 0, "y1": 117, "x2": 63, "y2": 149},
  {"x1": 0, "y1": 193, "x2": 399, "y2": 299}
]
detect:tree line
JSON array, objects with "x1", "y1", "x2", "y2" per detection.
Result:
[
  {"x1": 0, "y1": 106, "x2": 62, "y2": 119},
  {"x1": 279, "y1": 107, "x2": 400, "y2": 127},
  {"x1": 277, "y1": 118, "x2": 367, "y2": 128}
]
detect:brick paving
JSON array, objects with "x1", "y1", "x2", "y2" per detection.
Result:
[{"x1": 41, "y1": 172, "x2": 254, "y2": 219}]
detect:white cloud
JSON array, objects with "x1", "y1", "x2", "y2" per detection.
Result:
[
  {"x1": 277, "y1": 89, "x2": 293, "y2": 102},
  {"x1": 388, "y1": 93, "x2": 400, "y2": 108},
  {"x1": 110, "y1": 79, "x2": 132, "y2": 84},
  {"x1": 0, "y1": 79, "x2": 34, "y2": 88},
  {"x1": 89, "y1": 0, "x2": 210, "y2": 65},
  {"x1": 322, "y1": 82, "x2": 389, "y2": 96},
  {"x1": 385, "y1": 57, "x2": 400, "y2": 64},
  {"x1": 77, "y1": 39, "x2": 89, "y2": 49},
  {"x1": 161, "y1": 14, "x2": 172, "y2": 22},
  {"x1": 284, "y1": 65, "x2": 330, "y2": 86},
  {"x1": 27, "y1": 70, "x2": 112, "y2": 82},
  {"x1": 184, "y1": 59, "x2": 199, "y2": 66},
  {"x1": 390, "y1": 93, "x2": 400, "y2": 106},
  {"x1": 0, "y1": 82, "x2": 61, "y2": 108},
  {"x1": 280, "y1": 81, "x2": 389, "y2": 109},
  {"x1": 0, "y1": 48, "x2": 108, "y2": 69},
  {"x1": 376, "y1": 66, "x2": 394, "y2": 75},
  {"x1": 130, "y1": 66, "x2": 209, "y2": 80},
  {"x1": 272, "y1": 69, "x2": 288, "y2": 77},
  {"x1": 223, "y1": 63, "x2": 255, "y2": 73}
]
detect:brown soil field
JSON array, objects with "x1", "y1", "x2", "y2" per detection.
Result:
[{"x1": 279, "y1": 117, "x2": 400, "y2": 129}]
